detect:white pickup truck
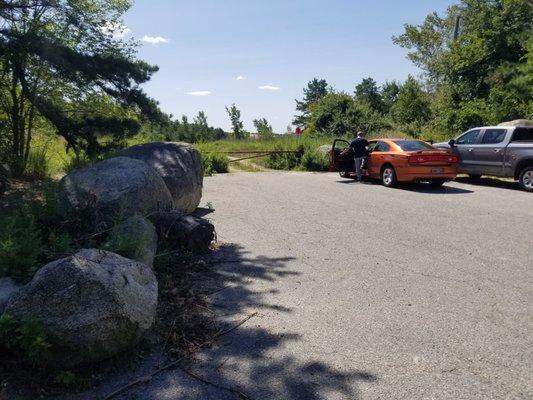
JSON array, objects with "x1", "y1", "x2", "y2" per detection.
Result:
[{"x1": 435, "y1": 121, "x2": 533, "y2": 192}]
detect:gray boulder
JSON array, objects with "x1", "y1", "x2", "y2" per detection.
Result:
[
  {"x1": 150, "y1": 211, "x2": 215, "y2": 253},
  {"x1": 0, "y1": 277, "x2": 21, "y2": 314},
  {"x1": 106, "y1": 215, "x2": 158, "y2": 269},
  {"x1": 5, "y1": 249, "x2": 158, "y2": 367},
  {"x1": 318, "y1": 144, "x2": 331, "y2": 155},
  {"x1": 58, "y1": 157, "x2": 173, "y2": 225},
  {"x1": 121, "y1": 142, "x2": 203, "y2": 213}
]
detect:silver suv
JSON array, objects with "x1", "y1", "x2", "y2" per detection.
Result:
[{"x1": 435, "y1": 122, "x2": 533, "y2": 192}]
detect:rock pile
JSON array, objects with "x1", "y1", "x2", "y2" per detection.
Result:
[{"x1": 2, "y1": 142, "x2": 215, "y2": 367}]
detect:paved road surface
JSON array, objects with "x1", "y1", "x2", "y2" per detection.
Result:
[{"x1": 117, "y1": 172, "x2": 532, "y2": 400}]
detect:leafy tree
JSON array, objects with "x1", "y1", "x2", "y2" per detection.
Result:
[
  {"x1": 0, "y1": 0, "x2": 167, "y2": 175},
  {"x1": 381, "y1": 81, "x2": 401, "y2": 114},
  {"x1": 293, "y1": 78, "x2": 329, "y2": 127},
  {"x1": 394, "y1": 0, "x2": 532, "y2": 132},
  {"x1": 306, "y1": 92, "x2": 387, "y2": 137},
  {"x1": 253, "y1": 118, "x2": 274, "y2": 138},
  {"x1": 225, "y1": 104, "x2": 246, "y2": 139},
  {"x1": 194, "y1": 111, "x2": 208, "y2": 127},
  {"x1": 390, "y1": 76, "x2": 432, "y2": 136},
  {"x1": 354, "y1": 77, "x2": 384, "y2": 114}
]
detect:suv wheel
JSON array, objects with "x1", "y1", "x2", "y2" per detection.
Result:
[
  {"x1": 381, "y1": 165, "x2": 397, "y2": 187},
  {"x1": 518, "y1": 166, "x2": 533, "y2": 192}
]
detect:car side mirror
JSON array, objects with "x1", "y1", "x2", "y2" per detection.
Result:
[{"x1": 448, "y1": 139, "x2": 456, "y2": 147}]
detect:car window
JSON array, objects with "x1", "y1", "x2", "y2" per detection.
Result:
[
  {"x1": 372, "y1": 141, "x2": 390, "y2": 152},
  {"x1": 511, "y1": 127, "x2": 533, "y2": 142},
  {"x1": 393, "y1": 140, "x2": 433, "y2": 151},
  {"x1": 367, "y1": 142, "x2": 378, "y2": 152},
  {"x1": 457, "y1": 129, "x2": 481, "y2": 145},
  {"x1": 481, "y1": 129, "x2": 507, "y2": 144},
  {"x1": 333, "y1": 140, "x2": 349, "y2": 150}
]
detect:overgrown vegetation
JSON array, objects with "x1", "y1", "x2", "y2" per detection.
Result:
[{"x1": 0, "y1": 314, "x2": 51, "y2": 367}]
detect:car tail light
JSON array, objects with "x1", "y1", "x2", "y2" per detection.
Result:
[{"x1": 408, "y1": 154, "x2": 458, "y2": 164}]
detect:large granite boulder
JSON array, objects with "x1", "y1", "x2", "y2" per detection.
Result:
[
  {"x1": 0, "y1": 277, "x2": 21, "y2": 314},
  {"x1": 5, "y1": 249, "x2": 158, "y2": 367},
  {"x1": 58, "y1": 157, "x2": 173, "y2": 225},
  {"x1": 105, "y1": 215, "x2": 158, "y2": 269},
  {"x1": 121, "y1": 142, "x2": 203, "y2": 213}
]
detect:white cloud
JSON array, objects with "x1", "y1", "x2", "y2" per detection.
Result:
[
  {"x1": 100, "y1": 22, "x2": 131, "y2": 39},
  {"x1": 142, "y1": 35, "x2": 169, "y2": 44},
  {"x1": 236, "y1": 75, "x2": 247, "y2": 81},
  {"x1": 259, "y1": 85, "x2": 281, "y2": 91},
  {"x1": 187, "y1": 91, "x2": 212, "y2": 96}
]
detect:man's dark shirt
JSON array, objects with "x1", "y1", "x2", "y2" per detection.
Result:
[{"x1": 350, "y1": 137, "x2": 369, "y2": 158}]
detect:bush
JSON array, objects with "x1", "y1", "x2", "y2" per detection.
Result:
[
  {"x1": 0, "y1": 314, "x2": 51, "y2": 367},
  {"x1": 0, "y1": 208, "x2": 42, "y2": 283},
  {"x1": 265, "y1": 145, "x2": 301, "y2": 170},
  {"x1": 201, "y1": 151, "x2": 229, "y2": 175},
  {"x1": 300, "y1": 148, "x2": 329, "y2": 171},
  {"x1": 26, "y1": 148, "x2": 50, "y2": 180}
]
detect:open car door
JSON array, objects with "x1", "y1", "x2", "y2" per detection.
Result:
[{"x1": 329, "y1": 139, "x2": 354, "y2": 177}]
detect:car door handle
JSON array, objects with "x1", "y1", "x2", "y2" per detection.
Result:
[
  {"x1": 494, "y1": 149, "x2": 502, "y2": 153},
  {"x1": 467, "y1": 148, "x2": 474, "y2": 152}
]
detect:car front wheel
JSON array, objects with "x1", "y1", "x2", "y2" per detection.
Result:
[
  {"x1": 381, "y1": 165, "x2": 397, "y2": 187},
  {"x1": 518, "y1": 166, "x2": 533, "y2": 192}
]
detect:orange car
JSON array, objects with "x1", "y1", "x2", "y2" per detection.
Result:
[{"x1": 330, "y1": 138, "x2": 459, "y2": 187}]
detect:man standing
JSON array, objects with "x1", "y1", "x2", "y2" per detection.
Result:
[{"x1": 350, "y1": 131, "x2": 369, "y2": 182}]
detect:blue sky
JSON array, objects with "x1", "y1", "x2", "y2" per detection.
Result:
[{"x1": 124, "y1": 0, "x2": 454, "y2": 133}]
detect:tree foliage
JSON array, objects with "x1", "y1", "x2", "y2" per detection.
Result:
[
  {"x1": 0, "y1": 0, "x2": 167, "y2": 175},
  {"x1": 354, "y1": 77, "x2": 384, "y2": 114},
  {"x1": 394, "y1": 0, "x2": 532, "y2": 133},
  {"x1": 253, "y1": 117, "x2": 274, "y2": 138},
  {"x1": 293, "y1": 78, "x2": 329, "y2": 127},
  {"x1": 225, "y1": 104, "x2": 246, "y2": 139},
  {"x1": 306, "y1": 92, "x2": 387, "y2": 137}
]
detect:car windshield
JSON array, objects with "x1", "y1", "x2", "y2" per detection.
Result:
[{"x1": 393, "y1": 140, "x2": 434, "y2": 151}]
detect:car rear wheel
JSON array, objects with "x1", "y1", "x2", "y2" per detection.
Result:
[
  {"x1": 468, "y1": 174, "x2": 482, "y2": 180},
  {"x1": 518, "y1": 166, "x2": 533, "y2": 192},
  {"x1": 381, "y1": 165, "x2": 397, "y2": 187},
  {"x1": 339, "y1": 171, "x2": 351, "y2": 179}
]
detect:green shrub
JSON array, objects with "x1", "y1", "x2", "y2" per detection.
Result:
[
  {"x1": 265, "y1": 145, "x2": 301, "y2": 170},
  {"x1": 300, "y1": 148, "x2": 329, "y2": 171},
  {"x1": 201, "y1": 151, "x2": 229, "y2": 175},
  {"x1": 0, "y1": 314, "x2": 51, "y2": 367},
  {"x1": 26, "y1": 148, "x2": 50, "y2": 180},
  {"x1": 0, "y1": 208, "x2": 42, "y2": 283},
  {"x1": 62, "y1": 152, "x2": 92, "y2": 174}
]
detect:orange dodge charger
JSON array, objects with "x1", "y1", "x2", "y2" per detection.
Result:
[{"x1": 330, "y1": 138, "x2": 459, "y2": 187}]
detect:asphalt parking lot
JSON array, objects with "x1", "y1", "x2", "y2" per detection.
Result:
[{"x1": 111, "y1": 171, "x2": 532, "y2": 400}]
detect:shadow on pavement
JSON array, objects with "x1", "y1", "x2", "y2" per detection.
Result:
[
  {"x1": 180, "y1": 243, "x2": 378, "y2": 400},
  {"x1": 455, "y1": 176, "x2": 521, "y2": 191},
  {"x1": 61, "y1": 243, "x2": 376, "y2": 400},
  {"x1": 336, "y1": 179, "x2": 474, "y2": 194}
]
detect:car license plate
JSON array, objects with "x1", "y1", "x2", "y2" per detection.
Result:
[{"x1": 431, "y1": 167, "x2": 444, "y2": 174}]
